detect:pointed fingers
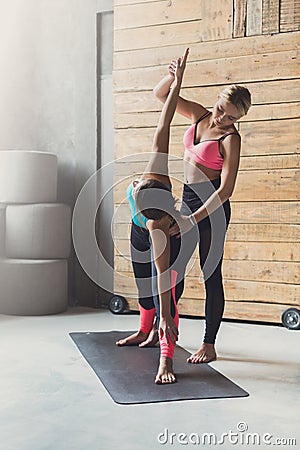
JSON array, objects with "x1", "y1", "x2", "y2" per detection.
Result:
[{"x1": 181, "y1": 47, "x2": 189, "y2": 66}]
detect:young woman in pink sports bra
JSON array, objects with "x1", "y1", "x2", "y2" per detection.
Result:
[{"x1": 153, "y1": 55, "x2": 251, "y2": 364}]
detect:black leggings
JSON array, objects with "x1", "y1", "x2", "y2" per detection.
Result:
[
  {"x1": 130, "y1": 222, "x2": 183, "y2": 319},
  {"x1": 180, "y1": 178, "x2": 231, "y2": 344},
  {"x1": 130, "y1": 177, "x2": 230, "y2": 343}
]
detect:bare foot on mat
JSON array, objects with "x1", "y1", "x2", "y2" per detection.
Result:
[
  {"x1": 155, "y1": 356, "x2": 176, "y2": 384},
  {"x1": 116, "y1": 330, "x2": 149, "y2": 346},
  {"x1": 187, "y1": 343, "x2": 217, "y2": 363},
  {"x1": 139, "y1": 324, "x2": 159, "y2": 348}
]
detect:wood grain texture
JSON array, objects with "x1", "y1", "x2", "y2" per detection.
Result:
[
  {"x1": 113, "y1": 1, "x2": 300, "y2": 320},
  {"x1": 113, "y1": 169, "x2": 299, "y2": 202},
  {"x1": 113, "y1": 154, "x2": 300, "y2": 178},
  {"x1": 114, "y1": 31, "x2": 300, "y2": 70},
  {"x1": 114, "y1": 254, "x2": 299, "y2": 283},
  {"x1": 178, "y1": 299, "x2": 296, "y2": 322},
  {"x1": 114, "y1": 237, "x2": 299, "y2": 262},
  {"x1": 280, "y1": 0, "x2": 300, "y2": 32},
  {"x1": 115, "y1": 0, "x2": 233, "y2": 41},
  {"x1": 113, "y1": 120, "x2": 300, "y2": 162},
  {"x1": 246, "y1": 0, "x2": 263, "y2": 36},
  {"x1": 114, "y1": 80, "x2": 300, "y2": 115},
  {"x1": 114, "y1": 0, "x2": 159, "y2": 5},
  {"x1": 114, "y1": 50, "x2": 299, "y2": 92},
  {"x1": 119, "y1": 295, "x2": 297, "y2": 323},
  {"x1": 233, "y1": 0, "x2": 247, "y2": 37},
  {"x1": 114, "y1": 199, "x2": 300, "y2": 227},
  {"x1": 240, "y1": 119, "x2": 300, "y2": 156},
  {"x1": 113, "y1": 221, "x2": 300, "y2": 243},
  {"x1": 114, "y1": 272, "x2": 300, "y2": 304},
  {"x1": 262, "y1": 0, "x2": 280, "y2": 34},
  {"x1": 114, "y1": 102, "x2": 300, "y2": 129},
  {"x1": 114, "y1": 1, "x2": 203, "y2": 30}
]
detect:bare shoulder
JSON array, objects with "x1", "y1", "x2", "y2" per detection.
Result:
[
  {"x1": 146, "y1": 219, "x2": 156, "y2": 231},
  {"x1": 176, "y1": 96, "x2": 208, "y2": 122},
  {"x1": 221, "y1": 132, "x2": 241, "y2": 157}
]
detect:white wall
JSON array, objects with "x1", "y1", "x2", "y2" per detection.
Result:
[{"x1": 0, "y1": 0, "x2": 114, "y2": 306}]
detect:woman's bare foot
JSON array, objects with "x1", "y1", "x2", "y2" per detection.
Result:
[
  {"x1": 155, "y1": 356, "x2": 176, "y2": 384},
  {"x1": 116, "y1": 330, "x2": 149, "y2": 346},
  {"x1": 139, "y1": 324, "x2": 159, "y2": 348},
  {"x1": 187, "y1": 343, "x2": 217, "y2": 363}
]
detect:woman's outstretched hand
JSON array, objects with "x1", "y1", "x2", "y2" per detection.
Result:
[
  {"x1": 168, "y1": 48, "x2": 189, "y2": 81},
  {"x1": 169, "y1": 214, "x2": 195, "y2": 237},
  {"x1": 159, "y1": 315, "x2": 178, "y2": 345}
]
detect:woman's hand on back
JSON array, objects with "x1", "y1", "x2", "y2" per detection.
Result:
[{"x1": 169, "y1": 214, "x2": 195, "y2": 237}]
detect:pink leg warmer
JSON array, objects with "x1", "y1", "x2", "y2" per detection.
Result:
[
  {"x1": 139, "y1": 305, "x2": 156, "y2": 334},
  {"x1": 160, "y1": 270, "x2": 179, "y2": 359}
]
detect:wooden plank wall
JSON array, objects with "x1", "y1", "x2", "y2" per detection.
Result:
[{"x1": 113, "y1": 0, "x2": 300, "y2": 323}]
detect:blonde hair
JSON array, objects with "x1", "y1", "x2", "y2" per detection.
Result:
[{"x1": 219, "y1": 85, "x2": 251, "y2": 117}]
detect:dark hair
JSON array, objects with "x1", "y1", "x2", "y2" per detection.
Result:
[{"x1": 135, "y1": 178, "x2": 179, "y2": 222}]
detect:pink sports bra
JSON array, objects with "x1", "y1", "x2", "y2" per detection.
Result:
[{"x1": 183, "y1": 111, "x2": 240, "y2": 171}]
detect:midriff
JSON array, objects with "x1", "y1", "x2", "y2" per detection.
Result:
[{"x1": 184, "y1": 155, "x2": 222, "y2": 184}]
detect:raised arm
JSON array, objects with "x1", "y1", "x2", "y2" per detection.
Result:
[
  {"x1": 153, "y1": 57, "x2": 207, "y2": 123},
  {"x1": 155, "y1": 48, "x2": 189, "y2": 131},
  {"x1": 142, "y1": 48, "x2": 189, "y2": 182}
]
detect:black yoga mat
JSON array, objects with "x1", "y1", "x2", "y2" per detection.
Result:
[{"x1": 69, "y1": 331, "x2": 249, "y2": 404}]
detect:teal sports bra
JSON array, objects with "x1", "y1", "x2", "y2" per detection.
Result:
[
  {"x1": 126, "y1": 182, "x2": 148, "y2": 228},
  {"x1": 126, "y1": 180, "x2": 172, "y2": 229}
]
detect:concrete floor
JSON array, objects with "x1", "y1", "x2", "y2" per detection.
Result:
[{"x1": 0, "y1": 307, "x2": 299, "y2": 450}]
